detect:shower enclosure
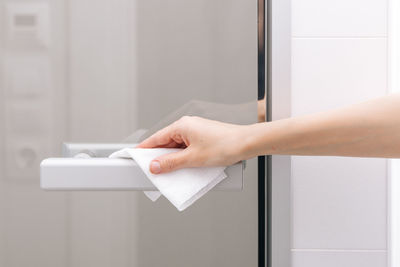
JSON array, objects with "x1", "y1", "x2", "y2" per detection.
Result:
[
  {"x1": 2, "y1": 0, "x2": 388, "y2": 265},
  {"x1": 0, "y1": 0, "x2": 267, "y2": 266}
]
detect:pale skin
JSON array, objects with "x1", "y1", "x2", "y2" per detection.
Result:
[{"x1": 137, "y1": 94, "x2": 400, "y2": 174}]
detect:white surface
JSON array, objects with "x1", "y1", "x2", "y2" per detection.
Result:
[
  {"x1": 292, "y1": 250, "x2": 387, "y2": 267},
  {"x1": 292, "y1": 0, "x2": 387, "y2": 37},
  {"x1": 291, "y1": 38, "x2": 388, "y2": 116},
  {"x1": 110, "y1": 148, "x2": 228, "y2": 211},
  {"x1": 41, "y1": 158, "x2": 154, "y2": 190},
  {"x1": 291, "y1": 0, "x2": 389, "y2": 264},
  {"x1": 270, "y1": 0, "x2": 292, "y2": 264},
  {"x1": 292, "y1": 157, "x2": 387, "y2": 249},
  {"x1": 40, "y1": 157, "x2": 243, "y2": 191},
  {"x1": 62, "y1": 143, "x2": 137, "y2": 157}
]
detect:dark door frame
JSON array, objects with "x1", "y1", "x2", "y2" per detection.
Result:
[{"x1": 257, "y1": 0, "x2": 271, "y2": 266}]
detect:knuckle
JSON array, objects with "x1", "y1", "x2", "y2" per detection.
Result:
[
  {"x1": 176, "y1": 116, "x2": 193, "y2": 129},
  {"x1": 162, "y1": 158, "x2": 176, "y2": 171},
  {"x1": 180, "y1": 115, "x2": 191, "y2": 122},
  {"x1": 179, "y1": 155, "x2": 188, "y2": 166}
]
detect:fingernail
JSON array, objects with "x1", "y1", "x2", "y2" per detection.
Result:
[{"x1": 150, "y1": 161, "x2": 161, "y2": 174}]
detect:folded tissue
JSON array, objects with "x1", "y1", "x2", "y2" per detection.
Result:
[{"x1": 109, "y1": 148, "x2": 227, "y2": 211}]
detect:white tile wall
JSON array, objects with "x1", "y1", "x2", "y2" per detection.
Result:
[
  {"x1": 292, "y1": 157, "x2": 387, "y2": 249},
  {"x1": 291, "y1": 38, "x2": 388, "y2": 116},
  {"x1": 291, "y1": 0, "x2": 388, "y2": 265},
  {"x1": 292, "y1": 0, "x2": 387, "y2": 37}
]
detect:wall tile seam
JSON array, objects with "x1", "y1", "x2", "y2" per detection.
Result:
[
  {"x1": 289, "y1": 0, "x2": 390, "y2": 262},
  {"x1": 291, "y1": 36, "x2": 388, "y2": 39},
  {"x1": 291, "y1": 249, "x2": 387, "y2": 252}
]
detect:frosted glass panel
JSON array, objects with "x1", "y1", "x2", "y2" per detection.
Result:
[{"x1": 0, "y1": 0, "x2": 258, "y2": 266}]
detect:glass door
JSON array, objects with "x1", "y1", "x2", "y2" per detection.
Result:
[{"x1": 0, "y1": 0, "x2": 259, "y2": 266}]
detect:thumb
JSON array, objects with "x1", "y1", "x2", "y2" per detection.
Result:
[{"x1": 149, "y1": 150, "x2": 190, "y2": 174}]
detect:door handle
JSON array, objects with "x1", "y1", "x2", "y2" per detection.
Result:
[{"x1": 40, "y1": 143, "x2": 244, "y2": 191}]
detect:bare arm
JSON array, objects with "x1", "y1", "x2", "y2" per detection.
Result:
[
  {"x1": 244, "y1": 93, "x2": 400, "y2": 158},
  {"x1": 138, "y1": 94, "x2": 400, "y2": 174}
]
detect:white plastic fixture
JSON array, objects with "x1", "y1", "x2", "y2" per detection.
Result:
[{"x1": 40, "y1": 143, "x2": 244, "y2": 191}]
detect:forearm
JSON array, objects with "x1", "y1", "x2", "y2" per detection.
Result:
[{"x1": 242, "y1": 94, "x2": 400, "y2": 158}]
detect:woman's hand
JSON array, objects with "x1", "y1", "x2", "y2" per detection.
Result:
[
  {"x1": 137, "y1": 116, "x2": 251, "y2": 174},
  {"x1": 137, "y1": 94, "x2": 400, "y2": 174}
]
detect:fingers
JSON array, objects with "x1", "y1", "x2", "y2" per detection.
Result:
[
  {"x1": 137, "y1": 116, "x2": 191, "y2": 149},
  {"x1": 158, "y1": 141, "x2": 182, "y2": 148},
  {"x1": 137, "y1": 124, "x2": 177, "y2": 149},
  {"x1": 137, "y1": 116, "x2": 194, "y2": 173},
  {"x1": 149, "y1": 149, "x2": 191, "y2": 174}
]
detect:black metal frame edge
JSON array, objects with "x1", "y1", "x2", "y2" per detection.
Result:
[
  {"x1": 257, "y1": 0, "x2": 267, "y2": 266},
  {"x1": 258, "y1": 155, "x2": 266, "y2": 267},
  {"x1": 258, "y1": 0, "x2": 271, "y2": 266}
]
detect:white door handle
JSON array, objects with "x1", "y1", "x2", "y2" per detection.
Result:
[{"x1": 40, "y1": 143, "x2": 244, "y2": 191}]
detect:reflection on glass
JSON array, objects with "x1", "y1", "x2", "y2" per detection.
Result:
[
  {"x1": 0, "y1": 0, "x2": 258, "y2": 266},
  {"x1": 258, "y1": 96, "x2": 266, "y2": 123},
  {"x1": 125, "y1": 100, "x2": 258, "y2": 142}
]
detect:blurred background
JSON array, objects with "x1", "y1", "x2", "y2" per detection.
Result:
[{"x1": 0, "y1": 0, "x2": 259, "y2": 266}]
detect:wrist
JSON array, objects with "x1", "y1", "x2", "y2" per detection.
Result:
[{"x1": 236, "y1": 123, "x2": 263, "y2": 160}]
